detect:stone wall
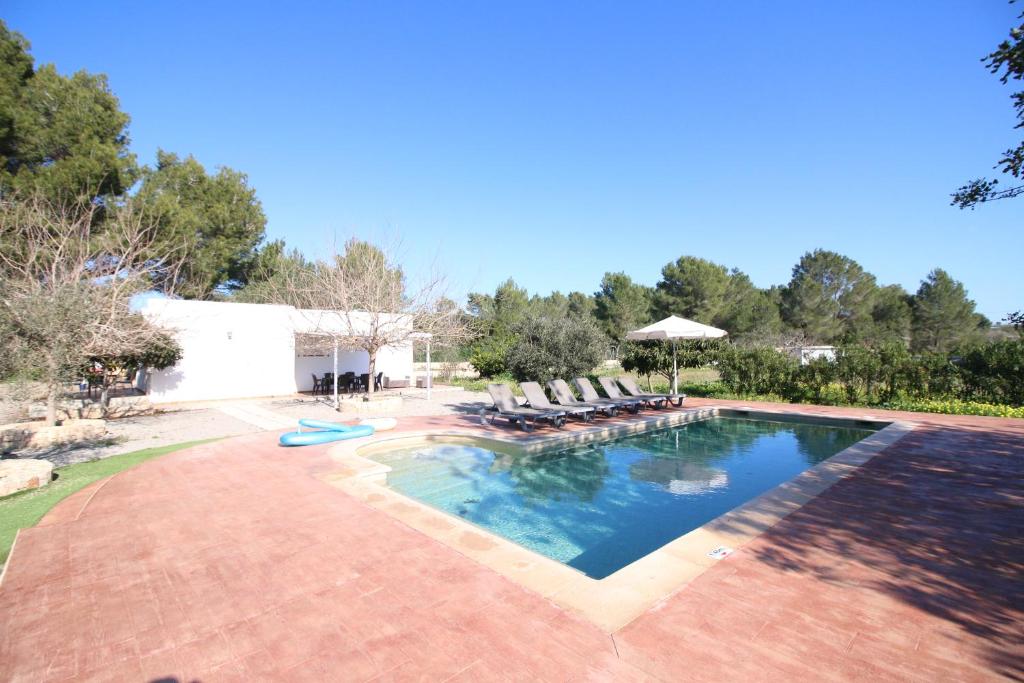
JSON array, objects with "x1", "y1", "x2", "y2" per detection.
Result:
[{"x1": 0, "y1": 419, "x2": 108, "y2": 454}]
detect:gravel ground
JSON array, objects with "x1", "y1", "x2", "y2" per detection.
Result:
[
  {"x1": 10, "y1": 409, "x2": 262, "y2": 467},
  {"x1": 264, "y1": 388, "x2": 491, "y2": 421},
  {"x1": 9, "y1": 387, "x2": 492, "y2": 467}
]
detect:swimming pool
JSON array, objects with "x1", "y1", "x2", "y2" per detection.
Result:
[{"x1": 370, "y1": 416, "x2": 877, "y2": 578}]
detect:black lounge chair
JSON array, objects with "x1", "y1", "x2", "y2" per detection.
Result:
[
  {"x1": 520, "y1": 382, "x2": 595, "y2": 422},
  {"x1": 572, "y1": 377, "x2": 642, "y2": 414},
  {"x1": 481, "y1": 383, "x2": 566, "y2": 431},
  {"x1": 547, "y1": 379, "x2": 619, "y2": 417},
  {"x1": 598, "y1": 376, "x2": 665, "y2": 409},
  {"x1": 618, "y1": 376, "x2": 685, "y2": 408}
]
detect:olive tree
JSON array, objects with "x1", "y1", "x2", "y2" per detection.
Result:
[
  {"x1": 249, "y1": 238, "x2": 470, "y2": 400},
  {"x1": 0, "y1": 194, "x2": 183, "y2": 424},
  {"x1": 505, "y1": 315, "x2": 607, "y2": 386}
]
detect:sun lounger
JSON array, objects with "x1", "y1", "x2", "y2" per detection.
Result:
[
  {"x1": 547, "y1": 379, "x2": 620, "y2": 417},
  {"x1": 481, "y1": 383, "x2": 567, "y2": 431},
  {"x1": 598, "y1": 376, "x2": 665, "y2": 409},
  {"x1": 617, "y1": 376, "x2": 685, "y2": 407},
  {"x1": 572, "y1": 377, "x2": 642, "y2": 413},
  {"x1": 520, "y1": 382, "x2": 595, "y2": 422}
]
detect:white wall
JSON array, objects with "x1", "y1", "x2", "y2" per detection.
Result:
[
  {"x1": 294, "y1": 349, "x2": 369, "y2": 392},
  {"x1": 293, "y1": 345, "x2": 414, "y2": 391},
  {"x1": 140, "y1": 299, "x2": 417, "y2": 402},
  {"x1": 141, "y1": 299, "x2": 297, "y2": 403}
]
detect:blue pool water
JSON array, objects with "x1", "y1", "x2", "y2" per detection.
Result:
[{"x1": 372, "y1": 417, "x2": 875, "y2": 578}]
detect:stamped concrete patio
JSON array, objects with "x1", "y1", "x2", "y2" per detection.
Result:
[{"x1": 1, "y1": 400, "x2": 1021, "y2": 681}]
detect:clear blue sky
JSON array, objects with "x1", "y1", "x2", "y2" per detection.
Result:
[{"x1": 6, "y1": 1, "x2": 1021, "y2": 319}]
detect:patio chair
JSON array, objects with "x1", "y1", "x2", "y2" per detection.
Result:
[
  {"x1": 374, "y1": 372, "x2": 384, "y2": 391},
  {"x1": 572, "y1": 377, "x2": 642, "y2": 414},
  {"x1": 520, "y1": 382, "x2": 595, "y2": 422},
  {"x1": 340, "y1": 372, "x2": 356, "y2": 393},
  {"x1": 618, "y1": 376, "x2": 685, "y2": 408},
  {"x1": 547, "y1": 379, "x2": 619, "y2": 417},
  {"x1": 481, "y1": 383, "x2": 566, "y2": 431},
  {"x1": 311, "y1": 373, "x2": 324, "y2": 396},
  {"x1": 599, "y1": 376, "x2": 665, "y2": 409}
]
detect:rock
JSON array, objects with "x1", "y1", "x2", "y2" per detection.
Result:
[
  {"x1": 0, "y1": 458, "x2": 54, "y2": 497},
  {"x1": 0, "y1": 419, "x2": 108, "y2": 454},
  {"x1": 359, "y1": 417, "x2": 398, "y2": 431},
  {"x1": 339, "y1": 396, "x2": 403, "y2": 415},
  {"x1": 28, "y1": 396, "x2": 153, "y2": 421}
]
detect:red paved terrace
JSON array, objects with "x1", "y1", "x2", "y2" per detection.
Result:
[{"x1": 1, "y1": 400, "x2": 1021, "y2": 681}]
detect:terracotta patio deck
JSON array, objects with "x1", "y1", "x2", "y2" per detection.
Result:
[{"x1": 1, "y1": 400, "x2": 1021, "y2": 681}]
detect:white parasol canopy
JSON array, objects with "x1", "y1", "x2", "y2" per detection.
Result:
[{"x1": 625, "y1": 316, "x2": 727, "y2": 394}]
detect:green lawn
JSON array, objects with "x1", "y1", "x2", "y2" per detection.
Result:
[{"x1": 0, "y1": 439, "x2": 217, "y2": 566}]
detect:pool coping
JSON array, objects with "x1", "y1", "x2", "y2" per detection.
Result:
[{"x1": 321, "y1": 406, "x2": 915, "y2": 633}]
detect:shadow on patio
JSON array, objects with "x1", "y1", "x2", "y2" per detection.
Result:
[{"x1": 709, "y1": 423, "x2": 1023, "y2": 679}]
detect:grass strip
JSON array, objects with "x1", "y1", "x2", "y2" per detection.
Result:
[{"x1": 0, "y1": 438, "x2": 218, "y2": 566}]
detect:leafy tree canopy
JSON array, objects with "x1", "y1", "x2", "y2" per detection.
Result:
[
  {"x1": 0, "y1": 22, "x2": 137, "y2": 202},
  {"x1": 136, "y1": 150, "x2": 267, "y2": 298},
  {"x1": 593, "y1": 272, "x2": 653, "y2": 342},
  {"x1": 952, "y1": 2, "x2": 1024, "y2": 208},
  {"x1": 654, "y1": 256, "x2": 731, "y2": 323},
  {"x1": 781, "y1": 249, "x2": 878, "y2": 344},
  {"x1": 911, "y1": 269, "x2": 987, "y2": 352},
  {"x1": 567, "y1": 291, "x2": 596, "y2": 319},
  {"x1": 715, "y1": 272, "x2": 783, "y2": 339},
  {"x1": 866, "y1": 284, "x2": 913, "y2": 345},
  {"x1": 505, "y1": 315, "x2": 607, "y2": 385}
]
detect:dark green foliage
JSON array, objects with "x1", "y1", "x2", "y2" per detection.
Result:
[
  {"x1": 469, "y1": 343, "x2": 510, "y2": 378},
  {"x1": 1006, "y1": 310, "x2": 1024, "y2": 331},
  {"x1": 654, "y1": 256, "x2": 731, "y2": 323},
  {"x1": 910, "y1": 269, "x2": 986, "y2": 352},
  {"x1": 593, "y1": 272, "x2": 652, "y2": 342},
  {"x1": 956, "y1": 339, "x2": 1024, "y2": 406},
  {"x1": 952, "y1": 3, "x2": 1024, "y2": 208},
  {"x1": 794, "y1": 356, "x2": 838, "y2": 404},
  {"x1": 717, "y1": 347, "x2": 797, "y2": 396},
  {"x1": 137, "y1": 150, "x2": 268, "y2": 298},
  {"x1": 621, "y1": 339, "x2": 723, "y2": 388},
  {"x1": 869, "y1": 284, "x2": 913, "y2": 344},
  {"x1": 0, "y1": 23, "x2": 137, "y2": 202},
  {"x1": 567, "y1": 291, "x2": 597, "y2": 319},
  {"x1": 781, "y1": 250, "x2": 877, "y2": 343},
  {"x1": 835, "y1": 345, "x2": 883, "y2": 404},
  {"x1": 716, "y1": 274, "x2": 783, "y2": 339},
  {"x1": 505, "y1": 316, "x2": 607, "y2": 385},
  {"x1": 129, "y1": 333, "x2": 183, "y2": 370},
  {"x1": 620, "y1": 341, "x2": 674, "y2": 385}
]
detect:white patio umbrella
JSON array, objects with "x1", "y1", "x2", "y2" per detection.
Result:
[{"x1": 625, "y1": 315, "x2": 727, "y2": 394}]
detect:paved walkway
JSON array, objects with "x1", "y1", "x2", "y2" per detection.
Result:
[{"x1": 1, "y1": 401, "x2": 1021, "y2": 681}]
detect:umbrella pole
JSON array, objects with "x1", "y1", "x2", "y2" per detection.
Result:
[
  {"x1": 333, "y1": 339, "x2": 339, "y2": 410},
  {"x1": 672, "y1": 339, "x2": 678, "y2": 395}
]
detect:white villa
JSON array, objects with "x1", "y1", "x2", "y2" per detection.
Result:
[{"x1": 136, "y1": 299, "x2": 415, "y2": 404}]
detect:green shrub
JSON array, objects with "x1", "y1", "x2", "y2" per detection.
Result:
[
  {"x1": 794, "y1": 356, "x2": 838, "y2": 403},
  {"x1": 956, "y1": 339, "x2": 1024, "y2": 406},
  {"x1": 717, "y1": 346, "x2": 797, "y2": 396},
  {"x1": 882, "y1": 398, "x2": 1024, "y2": 419},
  {"x1": 469, "y1": 341, "x2": 510, "y2": 378},
  {"x1": 505, "y1": 316, "x2": 607, "y2": 385},
  {"x1": 836, "y1": 344, "x2": 882, "y2": 404}
]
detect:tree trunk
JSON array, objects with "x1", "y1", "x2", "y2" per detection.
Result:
[
  {"x1": 46, "y1": 383, "x2": 58, "y2": 427},
  {"x1": 367, "y1": 349, "x2": 377, "y2": 396},
  {"x1": 100, "y1": 374, "x2": 111, "y2": 415}
]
